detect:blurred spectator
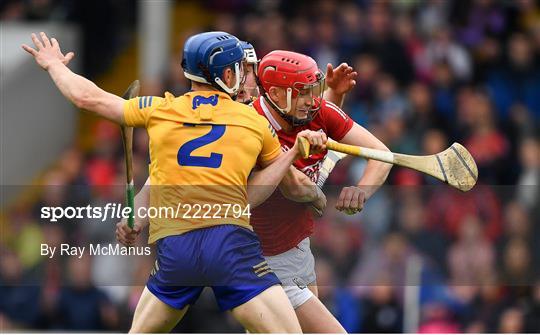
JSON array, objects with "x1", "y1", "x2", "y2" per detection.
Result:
[
  {"x1": 0, "y1": 250, "x2": 41, "y2": 329},
  {"x1": 431, "y1": 61, "x2": 457, "y2": 120},
  {"x1": 423, "y1": 26, "x2": 472, "y2": 81},
  {"x1": 373, "y1": 74, "x2": 408, "y2": 123},
  {"x1": 312, "y1": 202, "x2": 362, "y2": 282},
  {"x1": 53, "y1": 256, "x2": 118, "y2": 330},
  {"x1": 524, "y1": 282, "x2": 540, "y2": 331},
  {"x1": 312, "y1": 16, "x2": 338, "y2": 70},
  {"x1": 347, "y1": 53, "x2": 380, "y2": 123},
  {"x1": 355, "y1": 4, "x2": 414, "y2": 86},
  {"x1": 418, "y1": 302, "x2": 461, "y2": 333},
  {"x1": 360, "y1": 282, "x2": 403, "y2": 333},
  {"x1": 336, "y1": 2, "x2": 363, "y2": 62},
  {"x1": 517, "y1": 136, "x2": 540, "y2": 209},
  {"x1": 456, "y1": 0, "x2": 506, "y2": 48},
  {"x1": 497, "y1": 201, "x2": 539, "y2": 273},
  {"x1": 461, "y1": 90, "x2": 510, "y2": 182},
  {"x1": 349, "y1": 232, "x2": 417, "y2": 293},
  {"x1": 486, "y1": 33, "x2": 540, "y2": 120},
  {"x1": 425, "y1": 185, "x2": 502, "y2": 241},
  {"x1": 474, "y1": 35, "x2": 503, "y2": 82},
  {"x1": 498, "y1": 307, "x2": 525, "y2": 333},
  {"x1": 395, "y1": 14, "x2": 430, "y2": 82},
  {"x1": 510, "y1": 0, "x2": 540, "y2": 33},
  {"x1": 287, "y1": 16, "x2": 314, "y2": 56},
  {"x1": 406, "y1": 82, "x2": 449, "y2": 151},
  {"x1": 501, "y1": 238, "x2": 534, "y2": 285},
  {"x1": 397, "y1": 195, "x2": 449, "y2": 274},
  {"x1": 417, "y1": 0, "x2": 449, "y2": 37},
  {"x1": 465, "y1": 280, "x2": 506, "y2": 332},
  {"x1": 447, "y1": 215, "x2": 496, "y2": 285},
  {"x1": 315, "y1": 256, "x2": 360, "y2": 333}
]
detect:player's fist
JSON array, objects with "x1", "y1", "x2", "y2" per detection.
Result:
[
  {"x1": 294, "y1": 130, "x2": 327, "y2": 158},
  {"x1": 326, "y1": 63, "x2": 357, "y2": 96},
  {"x1": 22, "y1": 32, "x2": 75, "y2": 71},
  {"x1": 115, "y1": 219, "x2": 142, "y2": 247},
  {"x1": 336, "y1": 186, "x2": 366, "y2": 215}
]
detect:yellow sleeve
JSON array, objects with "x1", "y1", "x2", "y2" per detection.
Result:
[
  {"x1": 123, "y1": 96, "x2": 163, "y2": 127},
  {"x1": 257, "y1": 118, "x2": 281, "y2": 165}
]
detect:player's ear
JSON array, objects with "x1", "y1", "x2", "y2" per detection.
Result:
[
  {"x1": 268, "y1": 86, "x2": 281, "y2": 102},
  {"x1": 222, "y1": 67, "x2": 234, "y2": 88}
]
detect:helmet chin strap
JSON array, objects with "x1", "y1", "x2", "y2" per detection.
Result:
[
  {"x1": 264, "y1": 89, "x2": 312, "y2": 127},
  {"x1": 264, "y1": 87, "x2": 292, "y2": 115},
  {"x1": 214, "y1": 62, "x2": 241, "y2": 96}
]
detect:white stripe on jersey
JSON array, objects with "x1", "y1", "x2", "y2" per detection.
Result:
[
  {"x1": 260, "y1": 97, "x2": 282, "y2": 131},
  {"x1": 325, "y1": 101, "x2": 348, "y2": 120}
]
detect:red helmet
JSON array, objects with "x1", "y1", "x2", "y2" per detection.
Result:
[{"x1": 258, "y1": 50, "x2": 325, "y2": 125}]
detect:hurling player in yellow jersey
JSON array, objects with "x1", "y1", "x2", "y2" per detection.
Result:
[{"x1": 23, "y1": 31, "x2": 328, "y2": 333}]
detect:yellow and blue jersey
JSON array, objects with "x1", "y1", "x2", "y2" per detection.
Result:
[{"x1": 123, "y1": 91, "x2": 281, "y2": 243}]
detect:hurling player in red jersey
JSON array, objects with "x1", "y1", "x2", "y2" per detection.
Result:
[{"x1": 249, "y1": 50, "x2": 392, "y2": 333}]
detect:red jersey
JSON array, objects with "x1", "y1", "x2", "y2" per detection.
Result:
[{"x1": 250, "y1": 97, "x2": 354, "y2": 255}]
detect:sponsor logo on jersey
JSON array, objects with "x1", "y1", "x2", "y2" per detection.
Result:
[{"x1": 192, "y1": 94, "x2": 219, "y2": 109}]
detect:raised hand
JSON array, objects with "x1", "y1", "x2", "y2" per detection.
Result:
[
  {"x1": 22, "y1": 32, "x2": 75, "y2": 70},
  {"x1": 325, "y1": 63, "x2": 357, "y2": 96}
]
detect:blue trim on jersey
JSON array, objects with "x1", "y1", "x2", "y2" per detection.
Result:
[
  {"x1": 138, "y1": 97, "x2": 142, "y2": 109},
  {"x1": 146, "y1": 225, "x2": 280, "y2": 311}
]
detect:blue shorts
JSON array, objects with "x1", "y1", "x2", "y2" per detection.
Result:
[{"x1": 146, "y1": 224, "x2": 280, "y2": 311}]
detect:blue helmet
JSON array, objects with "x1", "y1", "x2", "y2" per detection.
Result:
[{"x1": 181, "y1": 31, "x2": 245, "y2": 96}]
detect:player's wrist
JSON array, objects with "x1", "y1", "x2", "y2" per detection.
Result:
[
  {"x1": 353, "y1": 185, "x2": 370, "y2": 202},
  {"x1": 46, "y1": 59, "x2": 65, "y2": 71},
  {"x1": 289, "y1": 143, "x2": 302, "y2": 160}
]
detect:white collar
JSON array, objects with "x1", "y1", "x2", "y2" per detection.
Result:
[{"x1": 260, "y1": 97, "x2": 282, "y2": 131}]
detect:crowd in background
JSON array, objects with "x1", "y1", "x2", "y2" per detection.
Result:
[{"x1": 1, "y1": 0, "x2": 540, "y2": 332}]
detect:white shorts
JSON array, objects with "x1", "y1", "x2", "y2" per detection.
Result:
[{"x1": 264, "y1": 237, "x2": 316, "y2": 309}]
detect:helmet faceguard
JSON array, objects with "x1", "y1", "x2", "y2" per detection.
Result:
[
  {"x1": 241, "y1": 41, "x2": 259, "y2": 74},
  {"x1": 237, "y1": 41, "x2": 260, "y2": 104},
  {"x1": 258, "y1": 50, "x2": 325, "y2": 126}
]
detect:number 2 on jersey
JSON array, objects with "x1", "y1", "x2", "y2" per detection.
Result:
[{"x1": 177, "y1": 124, "x2": 226, "y2": 168}]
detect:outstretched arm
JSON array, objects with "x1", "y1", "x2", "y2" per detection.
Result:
[
  {"x1": 22, "y1": 32, "x2": 126, "y2": 124},
  {"x1": 336, "y1": 123, "x2": 392, "y2": 214}
]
